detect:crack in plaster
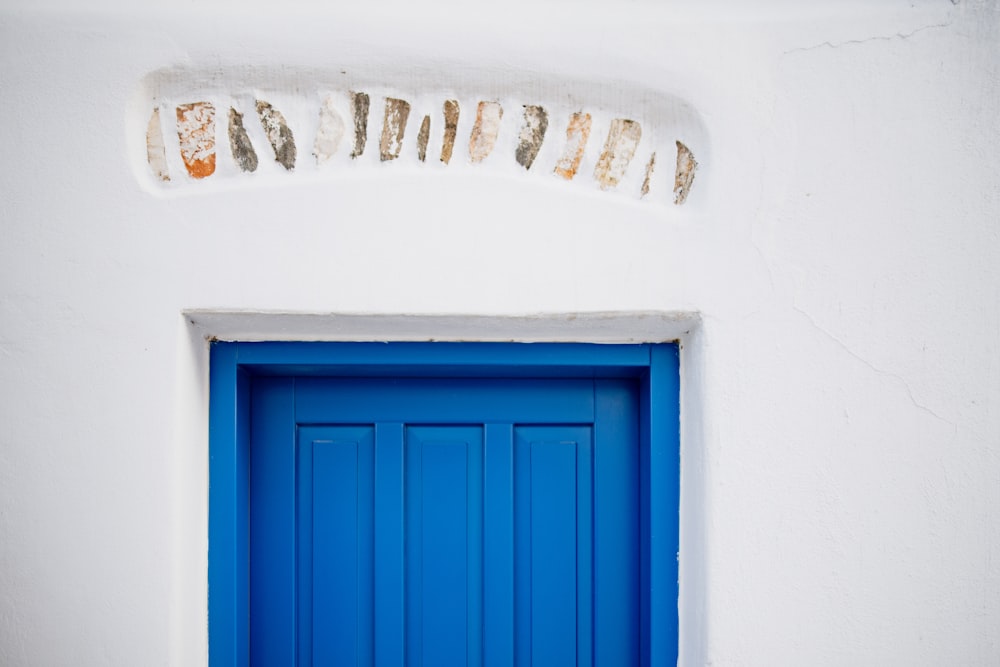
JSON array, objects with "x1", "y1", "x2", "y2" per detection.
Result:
[
  {"x1": 792, "y1": 305, "x2": 958, "y2": 432},
  {"x1": 745, "y1": 113, "x2": 782, "y2": 302},
  {"x1": 749, "y1": 235, "x2": 777, "y2": 297},
  {"x1": 750, "y1": 148, "x2": 777, "y2": 296},
  {"x1": 782, "y1": 21, "x2": 952, "y2": 56}
]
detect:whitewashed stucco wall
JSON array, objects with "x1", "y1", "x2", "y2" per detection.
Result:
[{"x1": 1, "y1": 1, "x2": 998, "y2": 665}]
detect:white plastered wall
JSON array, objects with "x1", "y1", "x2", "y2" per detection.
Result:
[{"x1": 1, "y1": 1, "x2": 998, "y2": 665}]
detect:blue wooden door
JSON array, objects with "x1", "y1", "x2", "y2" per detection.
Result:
[{"x1": 249, "y1": 376, "x2": 639, "y2": 667}]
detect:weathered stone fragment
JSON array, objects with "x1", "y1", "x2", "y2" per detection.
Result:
[
  {"x1": 313, "y1": 95, "x2": 345, "y2": 166},
  {"x1": 416, "y1": 115, "x2": 430, "y2": 162},
  {"x1": 176, "y1": 102, "x2": 216, "y2": 179},
  {"x1": 674, "y1": 141, "x2": 698, "y2": 205},
  {"x1": 516, "y1": 105, "x2": 548, "y2": 170},
  {"x1": 379, "y1": 98, "x2": 411, "y2": 162},
  {"x1": 256, "y1": 101, "x2": 296, "y2": 171},
  {"x1": 553, "y1": 112, "x2": 591, "y2": 180},
  {"x1": 350, "y1": 92, "x2": 370, "y2": 158},
  {"x1": 441, "y1": 100, "x2": 459, "y2": 164},
  {"x1": 641, "y1": 152, "x2": 656, "y2": 198},
  {"x1": 469, "y1": 101, "x2": 503, "y2": 163},
  {"x1": 145, "y1": 108, "x2": 169, "y2": 181},
  {"x1": 228, "y1": 108, "x2": 258, "y2": 173},
  {"x1": 594, "y1": 119, "x2": 641, "y2": 190}
]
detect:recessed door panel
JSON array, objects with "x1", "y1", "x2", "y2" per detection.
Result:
[
  {"x1": 514, "y1": 426, "x2": 593, "y2": 667},
  {"x1": 295, "y1": 426, "x2": 375, "y2": 667},
  {"x1": 405, "y1": 426, "x2": 483, "y2": 667}
]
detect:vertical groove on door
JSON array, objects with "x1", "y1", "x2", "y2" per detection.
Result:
[
  {"x1": 576, "y1": 430, "x2": 594, "y2": 667},
  {"x1": 513, "y1": 428, "x2": 532, "y2": 667},
  {"x1": 466, "y1": 429, "x2": 485, "y2": 667},
  {"x1": 374, "y1": 423, "x2": 404, "y2": 667},
  {"x1": 295, "y1": 436, "x2": 314, "y2": 667},
  {"x1": 484, "y1": 424, "x2": 514, "y2": 667},
  {"x1": 404, "y1": 429, "x2": 423, "y2": 666}
]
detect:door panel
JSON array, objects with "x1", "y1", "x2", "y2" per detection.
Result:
[
  {"x1": 295, "y1": 426, "x2": 375, "y2": 667},
  {"x1": 249, "y1": 377, "x2": 639, "y2": 667},
  {"x1": 405, "y1": 426, "x2": 483, "y2": 667},
  {"x1": 514, "y1": 426, "x2": 593, "y2": 667}
]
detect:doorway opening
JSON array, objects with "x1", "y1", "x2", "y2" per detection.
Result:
[{"x1": 209, "y1": 342, "x2": 679, "y2": 666}]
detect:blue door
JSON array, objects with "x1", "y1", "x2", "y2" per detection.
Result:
[{"x1": 248, "y1": 376, "x2": 640, "y2": 667}]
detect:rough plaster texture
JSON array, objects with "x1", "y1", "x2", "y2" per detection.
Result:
[{"x1": 1, "y1": 1, "x2": 999, "y2": 666}]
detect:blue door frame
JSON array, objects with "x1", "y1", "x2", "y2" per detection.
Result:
[{"x1": 209, "y1": 342, "x2": 680, "y2": 666}]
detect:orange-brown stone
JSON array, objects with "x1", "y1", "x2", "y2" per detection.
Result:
[
  {"x1": 553, "y1": 112, "x2": 592, "y2": 180},
  {"x1": 176, "y1": 102, "x2": 216, "y2": 179}
]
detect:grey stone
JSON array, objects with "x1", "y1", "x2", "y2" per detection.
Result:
[
  {"x1": 256, "y1": 100, "x2": 295, "y2": 171},
  {"x1": 228, "y1": 108, "x2": 259, "y2": 173},
  {"x1": 351, "y1": 92, "x2": 370, "y2": 158},
  {"x1": 516, "y1": 105, "x2": 548, "y2": 170}
]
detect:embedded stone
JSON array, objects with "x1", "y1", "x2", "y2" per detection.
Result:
[
  {"x1": 674, "y1": 140, "x2": 698, "y2": 205},
  {"x1": 379, "y1": 98, "x2": 411, "y2": 162},
  {"x1": 313, "y1": 94, "x2": 345, "y2": 166},
  {"x1": 593, "y1": 118, "x2": 641, "y2": 190},
  {"x1": 641, "y1": 152, "x2": 655, "y2": 198},
  {"x1": 469, "y1": 101, "x2": 503, "y2": 163},
  {"x1": 145, "y1": 108, "x2": 169, "y2": 182},
  {"x1": 228, "y1": 108, "x2": 258, "y2": 173},
  {"x1": 416, "y1": 114, "x2": 430, "y2": 162},
  {"x1": 350, "y1": 92, "x2": 370, "y2": 158},
  {"x1": 553, "y1": 111, "x2": 591, "y2": 180},
  {"x1": 176, "y1": 102, "x2": 216, "y2": 179},
  {"x1": 441, "y1": 99, "x2": 459, "y2": 164},
  {"x1": 516, "y1": 105, "x2": 548, "y2": 170},
  {"x1": 256, "y1": 101, "x2": 296, "y2": 171}
]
